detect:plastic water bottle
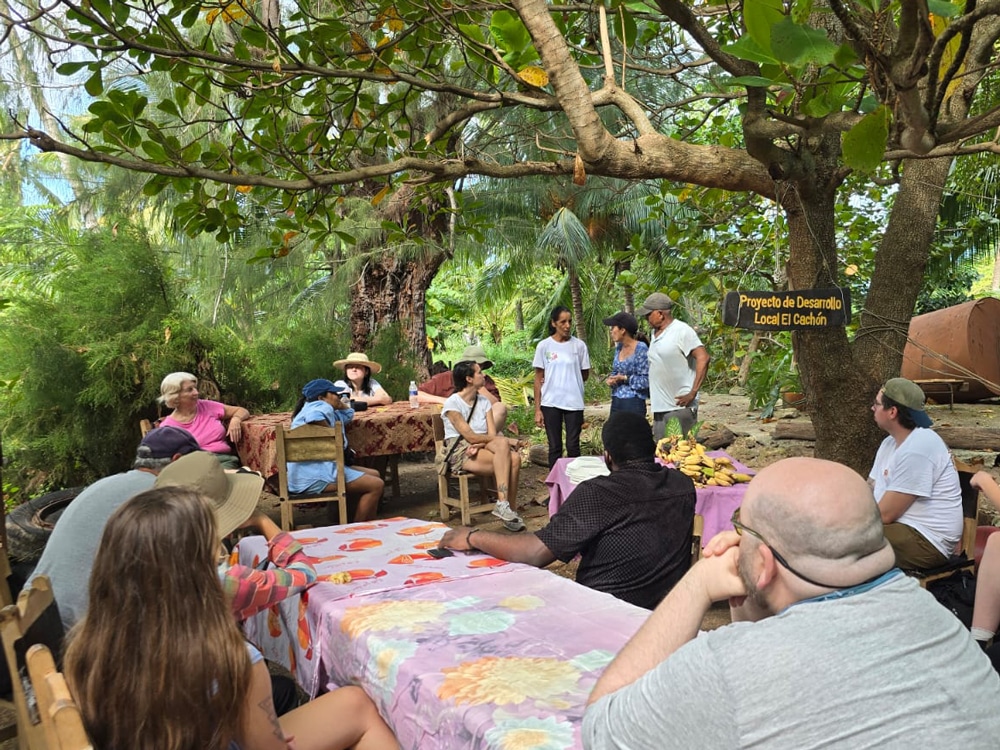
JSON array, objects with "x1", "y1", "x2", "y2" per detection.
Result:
[{"x1": 408, "y1": 380, "x2": 419, "y2": 409}]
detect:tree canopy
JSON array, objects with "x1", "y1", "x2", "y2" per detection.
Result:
[{"x1": 3, "y1": 0, "x2": 1000, "y2": 469}]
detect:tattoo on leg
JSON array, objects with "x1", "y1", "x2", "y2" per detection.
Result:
[{"x1": 259, "y1": 696, "x2": 285, "y2": 742}]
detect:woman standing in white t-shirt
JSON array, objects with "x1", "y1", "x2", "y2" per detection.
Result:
[
  {"x1": 532, "y1": 306, "x2": 591, "y2": 468},
  {"x1": 441, "y1": 361, "x2": 525, "y2": 531}
]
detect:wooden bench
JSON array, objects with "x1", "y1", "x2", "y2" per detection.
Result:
[{"x1": 913, "y1": 379, "x2": 967, "y2": 410}]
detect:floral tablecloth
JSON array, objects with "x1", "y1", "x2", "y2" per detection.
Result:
[
  {"x1": 236, "y1": 403, "x2": 437, "y2": 478},
  {"x1": 544, "y1": 451, "x2": 754, "y2": 546},
  {"x1": 239, "y1": 517, "x2": 647, "y2": 749}
]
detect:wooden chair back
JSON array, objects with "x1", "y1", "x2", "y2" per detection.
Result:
[
  {"x1": 956, "y1": 470, "x2": 979, "y2": 559},
  {"x1": 0, "y1": 576, "x2": 66, "y2": 750},
  {"x1": 0, "y1": 547, "x2": 15, "y2": 609},
  {"x1": 431, "y1": 414, "x2": 495, "y2": 526},
  {"x1": 275, "y1": 423, "x2": 349, "y2": 531},
  {"x1": 25, "y1": 645, "x2": 91, "y2": 750},
  {"x1": 138, "y1": 419, "x2": 154, "y2": 438}
]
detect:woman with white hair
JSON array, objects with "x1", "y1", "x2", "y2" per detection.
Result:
[{"x1": 158, "y1": 372, "x2": 250, "y2": 469}]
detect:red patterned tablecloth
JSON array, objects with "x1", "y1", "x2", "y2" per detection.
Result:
[{"x1": 237, "y1": 403, "x2": 437, "y2": 478}]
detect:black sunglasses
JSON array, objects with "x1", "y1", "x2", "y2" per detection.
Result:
[{"x1": 731, "y1": 508, "x2": 844, "y2": 590}]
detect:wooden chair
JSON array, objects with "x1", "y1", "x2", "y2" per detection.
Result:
[
  {"x1": 275, "y1": 424, "x2": 349, "y2": 531},
  {"x1": 690, "y1": 514, "x2": 704, "y2": 568},
  {"x1": 25, "y1": 645, "x2": 91, "y2": 750},
  {"x1": 0, "y1": 547, "x2": 17, "y2": 742},
  {"x1": 916, "y1": 470, "x2": 979, "y2": 588},
  {"x1": 432, "y1": 414, "x2": 496, "y2": 526},
  {"x1": 0, "y1": 576, "x2": 66, "y2": 750},
  {"x1": 138, "y1": 419, "x2": 154, "y2": 437}
]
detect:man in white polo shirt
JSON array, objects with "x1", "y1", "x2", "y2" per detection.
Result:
[{"x1": 869, "y1": 377, "x2": 962, "y2": 569}]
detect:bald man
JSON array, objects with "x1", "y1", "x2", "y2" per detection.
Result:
[{"x1": 584, "y1": 457, "x2": 1000, "y2": 749}]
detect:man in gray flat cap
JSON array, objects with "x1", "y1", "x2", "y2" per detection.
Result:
[{"x1": 636, "y1": 292, "x2": 710, "y2": 438}]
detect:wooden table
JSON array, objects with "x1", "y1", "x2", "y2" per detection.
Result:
[
  {"x1": 236, "y1": 403, "x2": 438, "y2": 495},
  {"x1": 239, "y1": 518, "x2": 647, "y2": 749}
]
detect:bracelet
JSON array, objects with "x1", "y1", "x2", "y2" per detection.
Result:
[{"x1": 466, "y1": 528, "x2": 480, "y2": 550}]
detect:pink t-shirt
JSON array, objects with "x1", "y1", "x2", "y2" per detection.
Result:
[{"x1": 160, "y1": 399, "x2": 232, "y2": 454}]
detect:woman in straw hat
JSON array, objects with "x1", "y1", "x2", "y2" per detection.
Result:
[
  {"x1": 334, "y1": 352, "x2": 393, "y2": 406},
  {"x1": 64, "y1": 485, "x2": 399, "y2": 750}
]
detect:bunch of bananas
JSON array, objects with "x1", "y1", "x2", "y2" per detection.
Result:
[{"x1": 655, "y1": 437, "x2": 753, "y2": 488}]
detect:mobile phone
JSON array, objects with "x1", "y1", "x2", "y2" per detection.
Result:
[{"x1": 427, "y1": 547, "x2": 454, "y2": 559}]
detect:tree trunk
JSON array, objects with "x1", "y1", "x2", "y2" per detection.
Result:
[
  {"x1": 737, "y1": 331, "x2": 763, "y2": 387},
  {"x1": 515, "y1": 299, "x2": 524, "y2": 331},
  {"x1": 854, "y1": 157, "x2": 953, "y2": 382},
  {"x1": 349, "y1": 184, "x2": 450, "y2": 377},
  {"x1": 780, "y1": 156, "x2": 882, "y2": 474},
  {"x1": 569, "y1": 269, "x2": 586, "y2": 340},
  {"x1": 351, "y1": 251, "x2": 445, "y2": 377}
]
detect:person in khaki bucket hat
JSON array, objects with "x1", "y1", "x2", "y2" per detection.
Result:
[{"x1": 416, "y1": 344, "x2": 508, "y2": 431}]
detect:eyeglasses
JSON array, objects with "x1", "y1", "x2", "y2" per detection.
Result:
[
  {"x1": 872, "y1": 398, "x2": 884, "y2": 409},
  {"x1": 731, "y1": 508, "x2": 844, "y2": 590}
]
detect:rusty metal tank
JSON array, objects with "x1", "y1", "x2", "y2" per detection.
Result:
[{"x1": 900, "y1": 298, "x2": 1000, "y2": 402}]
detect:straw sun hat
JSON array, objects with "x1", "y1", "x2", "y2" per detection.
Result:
[{"x1": 333, "y1": 352, "x2": 383, "y2": 375}]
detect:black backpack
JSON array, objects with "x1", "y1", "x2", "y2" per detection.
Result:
[{"x1": 926, "y1": 570, "x2": 976, "y2": 628}]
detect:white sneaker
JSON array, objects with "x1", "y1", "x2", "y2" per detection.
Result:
[{"x1": 492, "y1": 501, "x2": 526, "y2": 532}]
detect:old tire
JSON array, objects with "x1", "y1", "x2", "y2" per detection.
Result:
[{"x1": 6, "y1": 487, "x2": 81, "y2": 563}]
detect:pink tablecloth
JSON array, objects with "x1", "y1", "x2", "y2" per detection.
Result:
[
  {"x1": 236, "y1": 403, "x2": 437, "y2": 478},
  {"x1": 544, "y1": 452, "x2": 753, "y2": 546},
  {"x1": 239, "y1": 517, "x2": 647, "y2": 750}
]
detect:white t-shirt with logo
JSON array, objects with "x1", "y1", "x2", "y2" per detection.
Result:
[
  {"x1": 869, "y1": 428, "x2": 962, "y2": 557},
  {"x1": 532, "y1": 336, "x2": 591, "y2": 411},
  {"x1": 648, "y1": 319, "x2": 704, "y2": 413}
]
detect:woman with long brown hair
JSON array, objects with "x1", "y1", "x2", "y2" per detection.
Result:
[{"x1": 64, "y1": 486, "x2": 398, "y2": 750}]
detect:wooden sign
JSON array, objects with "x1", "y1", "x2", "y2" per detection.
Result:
[{"x1": 723, "y1": 288, "x2": 851, "y2": 330}]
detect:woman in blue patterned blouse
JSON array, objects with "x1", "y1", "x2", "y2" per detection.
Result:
[{"x1": 603, "y1": 311, "x2": 650, "y2": 416}]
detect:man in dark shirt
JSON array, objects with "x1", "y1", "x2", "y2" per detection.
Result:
[
  {"x1": 437, "y1": 411, "x2": 696, "y2": 609},
  {"x1": 417, "y1": 344, "x2": 507, "y2": 430}
]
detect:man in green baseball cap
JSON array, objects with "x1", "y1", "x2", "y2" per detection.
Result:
[{"x1": 869, "y1": 377, "x2": 962, "y2": 569}]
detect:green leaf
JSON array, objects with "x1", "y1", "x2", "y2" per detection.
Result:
[
  {"x1": 770, "y1": 17, "x2": 838, "y2": 66},
  {"x1": 157, "y1": 99, "x2": 180, "y2": 118},
  {"x1": 842, "y1": 105, "x2": 889, "y2": 173},
  {"x1": 927, "y1": 0, "x2": 961, "y2": 17},
  {"x1": 743, "y1": 0, "x2": 784, "y2": 53},
  {"x1": 55, "y1": 61, "x2": 91, "y2": 76},
  {"x1": 615, "y1": 8, "x2": 637, "y2": 48},
  {"x1": 833, "y1": 43, "x2": 858, "y2": 68},
  {"x1": 88, "y1": 0, "x2": 111, "y2": 20},
  {"x1": 84, "y1": 68, "x2": 104, "y2": 97},
  {"x1": 490, "y1": 10, "x2": 535, "y2": 68},
  {"x1": 725, "y1": 75, "x2": 779, "y2": 88},
  {"x1": 141, "y1": 140, "x2": 166, "y2": 161},
  {"x1": 801, "y1": 95, "x2": 832, "y2": 118},
  {"x1": 180, "y1": 3, "x2": 200, "y2": 28},
  {"x1": 790, "y1": 0, "x2": 813, "y2": 24},
  {"x1": 721, "y1": 37, "x2": 778, "y2": 65}
]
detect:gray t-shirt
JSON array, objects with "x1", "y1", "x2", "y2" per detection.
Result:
[
  {"x1": 584, "y1": 573, "x2": 1000, "y2": 749},
  {"x1": 29, "y1": 470, "x2": 155, "y2": 629}
]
